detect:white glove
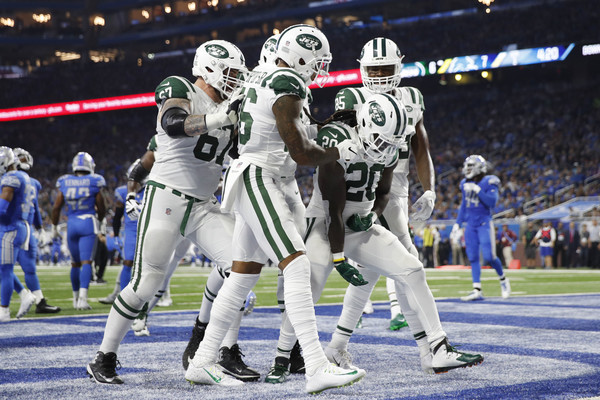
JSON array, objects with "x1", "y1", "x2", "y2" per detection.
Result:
[
  {"x1": 125, "y1": 192, "x2": 141, "y2": 221},
  {"x1": 336, "y1": 138, "x2": 362, "y2": 162},
  {"x1": 463, "y1": 182, "x2": 481, "y2": 193},
  {"x1": 205, "y1": 93, "x2": 244, "y2": 131},
  {"x1": 451, "y1": 223, "x2": 460, "y2": 235},
  {"x1": 410, "y1": 190, "x2": 436, "y2": 221},
  {"x1": 52, "y1": 225, "x2": 60, "y2": 239}
]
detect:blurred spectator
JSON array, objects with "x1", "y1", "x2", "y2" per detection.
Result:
[
  {"x1": 533, "y1": 220, "x2": 556, "y2": 269},
  {"x1": 553, "y1": 222, "x2": 568, "y2": 268},
  {"x1": 567, "y1": 221, "x2": 581, "y2": 268},
  {"x1": 523, "y1": 221, "x2": 538, "y2": 269},
  {"x1": 497, "y1": 224, "x2": 518, "y2": 268},
  {"x1": 579, "y1": 223, "x2": 590, "y2": 267}
]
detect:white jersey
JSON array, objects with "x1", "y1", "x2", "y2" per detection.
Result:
[
  {"x1": 305, "y1": 121, "x2": 397, "y2": 220},
  {"x1": 150, "y1": 76, "x2": 234, "y2": 200},
  {"x1": 237, "y1": 64, "x2": 309, "y2": 178},
  {"x1": 335, "y1": 85, "x2": 425, "y2": 197}
]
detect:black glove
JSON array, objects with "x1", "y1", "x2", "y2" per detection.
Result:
[
  {"x1": 346, "y1": 212, "x2": 376, "y2": 232},
  {"x1": 334, "y1": 258, "x2": 368, "y2": 286},
  {"x1": 324, "y1": 109, "x2": 357, "y2": 127}
]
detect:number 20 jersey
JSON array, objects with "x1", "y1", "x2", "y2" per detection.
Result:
[
  {"x1": 237, "y1": 64, "x2": 308, "y2": 178},
  {"x1": 335, "y1": 85, "x2": 425, "y2": 198},
  {"x1": 152, "y1": 76, "x2": 233, "y2": 200}
]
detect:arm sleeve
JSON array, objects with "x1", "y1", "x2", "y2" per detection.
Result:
[{"x1": 112, "y1": 206, "x2": 124, "y2": 237}]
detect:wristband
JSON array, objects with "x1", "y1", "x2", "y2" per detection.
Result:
[{"x1": 332, "y1": 252, "x2": 345, "y2": 263}]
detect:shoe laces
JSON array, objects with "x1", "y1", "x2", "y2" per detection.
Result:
[
  {"x1": 268, "y1": 363, "x2": 288, "y2": 376},
  {"x1": 100, "y1": 353, "x2": 122, "y2": 377},
  {"x1": 224, "y1": 344, "x2": 248, "y2": 366}
]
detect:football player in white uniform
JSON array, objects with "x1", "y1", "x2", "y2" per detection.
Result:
[
  {"x1": 327, "y1": 38, "x2": 439, "y2": 371},
  {"x1": 87, "y1": 39, "x2": 256, "y2": 385},
  {"x1": 186, "y1": 24, "x2": 366, "y2": 394},
  {"x1": 280, "y1": 93, "x2": 483, "y2": 375}
]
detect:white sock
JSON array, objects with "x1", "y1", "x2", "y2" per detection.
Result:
[
  {"x1": 386, "y1": 277, "x2": 402, "y2": 319},
  {"x1": 198, "y1": 266, "x2": 226, "y2": 323},
  {"x1": 276, "y1": 270, "x2": 285, "y2": 313},
  {"x1": 32, "y1": 290, "x2": 43, "y2": 304},
  {"x1": 196, "y1": 272, "x2": 259, "y2": 363},
  {"x1": 282, "y1": 256, "x2": 327, "y2": 376},
  {"x1": 79, "y1": 288, "x2": 88, "y2": 301},
  {"x1": 99, "y1": 287, "x2": 145, "y2": 354},
  {"x1": 222, "y1": 307, "x2": 244, "y2": 349},
  {"x1": 330, "y1": 270, "x2": 378, "y2": 350},
  {"x1": 275, "y1": 313, "x2": 297, "y2": 359}
]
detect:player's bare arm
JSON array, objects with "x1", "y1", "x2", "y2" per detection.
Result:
[
  {"x1": 411, "y1": 117, "x2": 435, "y2": 192},
  {"x1": 273, "y1": 95, "x2": 341, "y2": 166},
  {"x1": 95, "y1": 189, "x2": 107, "y2": 222},
  {"x1": 0, "y1": 186, "x2": 14, "y2": 203},
  {"x1": 50, "y1": 191, "x2": 64, "y2": 225},
  {"x1": 371, "y1": 164, "x2": 396, "y2": 217},
  {"x1": 127, "y1": 152, "x2": 154, "y2": 193},
  {"x1": 318, "y1": 160, "x2": 347, "y2": 253}
]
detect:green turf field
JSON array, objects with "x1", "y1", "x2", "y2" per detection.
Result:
[{"x1": 9, "y1": 264, "x2": 600, "y2": 318}]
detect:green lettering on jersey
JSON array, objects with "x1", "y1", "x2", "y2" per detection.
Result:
[
  {"x1": 154, "y1": 76, "x2": 195, "y2": 104},
  {"x1": 335, "y1": 88, "x2": 365, "y2": 111},
  {"x1": 316, "y1": 124, "x2": 351, "y2": 149}
]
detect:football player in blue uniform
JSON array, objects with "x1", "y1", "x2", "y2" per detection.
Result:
[
  {"x1": 12, "y1": 148, "x2": 61, "y2": 314},
  {"x1": 0, "y1": 147, "x2": 35, "y2": 322},
  {"x1": 453, "y1": 155, "x2": 511, "y2": 301},
  {"x1": 51, "y1": 152, "x2": 107, "y2": 310}
]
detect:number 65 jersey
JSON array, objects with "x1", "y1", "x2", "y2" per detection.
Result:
[{"x1": 152, "y1": 76, "x2": 234, "y2": 200}]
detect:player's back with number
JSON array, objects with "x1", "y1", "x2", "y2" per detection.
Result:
[
  {"x1": 56, "y1": 173, "x2": 105, "y2": 217},
  {"x1": 152, "y1": 76, "x2": 233, "y2": 199},
  {"x1": 0, "y1": 170, "x2": 34, "y2": 229}
]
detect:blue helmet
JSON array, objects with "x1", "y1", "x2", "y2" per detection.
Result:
[{"x1": 72, "y1": 152, "x2": 95, "y2": 173}]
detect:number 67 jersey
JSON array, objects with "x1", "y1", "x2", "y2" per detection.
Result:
[{"x1": 152, "y1": 76, "x2": 234, "y2": 200}]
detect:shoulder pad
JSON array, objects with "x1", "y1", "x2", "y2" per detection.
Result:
[
  {"x1": 487, "y1": 175, "x2": 501, "y2": 187},
  {"x1": 401, "y1": 86, "x2": 425, "y2": 113},
  {"x1": 335, "y1": 87, "x2": 367, "y2": 111},
  {"x1": 155, "y1": 76, "x2": 196, "y2": 105},
  {"x1": 1, "y1": 173, "x2": 20, "y2": 189},
  {"x1": 93, "y1": 174, "x2": 107, "y2": 187},
  {"x1": 264, "y1": 69, "x2": 306, "y2": 99},
  {"x1": 316, "y1": 123, "x2": 352, "y2": 149}
]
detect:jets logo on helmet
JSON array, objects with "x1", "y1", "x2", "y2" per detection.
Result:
[
  {"x1": 205, "y1": 44, "x2": 229, "y2": 59},
  {"x1": 192, "y1": 40, "x2": 247, "y2": 100},
  {"x1": 357, "y1": 94, "x2": 409, "y2": 164},
  {"x1": 368, "y1": 102, "x2": 386, "y2": 127},
  {"x1": 296, "y1": 34, "x2": 322, "y2": 50},
  {"x1": 276, "y1": 24, "x2": 332, "y2": 87},
  {"x1": 462, "y1": 155, "x2": 487, "y2": 179},
  {"x1": 259, "y1": 34, "x2": 280, "y2": 66}
]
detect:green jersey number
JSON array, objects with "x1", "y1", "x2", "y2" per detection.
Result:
[
  {"x1": 193, "y1": 126, "x2": 234, "y2": 166},
  {"x1": 346, "y1": 162, "x2": 385, "y2": 202},
  {"x1": 239, "y1": 88, "x2": 258, "y2": 145}
]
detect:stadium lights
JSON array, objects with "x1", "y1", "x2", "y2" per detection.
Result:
[
  {"x1": 164, "y1": 5, "x2": 172, "y2": 13},
  {"x1": 187, "y1": 2, "x2": 196, "y2": 12},
  {"x1": 142, "y1": 10, "x2": 150, "y2": 19},
  {"x1": 481, "y1": 71, "x2": 489, "y2": 78},
  {"x1": 1, "y1": 17, "x2": 15, "y2": 27},
  {"x1": 478, "y1": 0, "x2": 494, "y2": 5},
  {"x1": 32, "y1": 13, "x2": 51, "y2": 23},
  {"x1": 93, "y1": 16, "x2": 105, "y2": 27},
  {"x1": 454, "y1": 74, "x2": 462, "y2": 81}
]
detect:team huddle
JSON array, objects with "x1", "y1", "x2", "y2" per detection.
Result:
[{"x1": 1, "y1": 23, "x2": 495, "y2": 394}]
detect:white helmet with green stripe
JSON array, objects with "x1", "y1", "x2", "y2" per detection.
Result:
[
  {"x1": 359, "y1": 37, "x2": 404, "y2": 93},
  {"x1": 357, "y1": 93, "x2": 408, "y2": 164},
  {"x1": 259, "y1": 33, "x2": 280, "y2": 66},
  {"x1": 275, "y1": 24, "x2": 332, "y2": 87},
  {"x1": 192, "y1": 40, "x2": 247, "y2": 100}
]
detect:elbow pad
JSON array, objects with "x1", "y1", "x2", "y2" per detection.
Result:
[
  {"x1": 161, "y1": 107, "x2": 189, "y2": 137},
  {"x1": 128, "y1": 158, "x2": 150, "y2": 184}
]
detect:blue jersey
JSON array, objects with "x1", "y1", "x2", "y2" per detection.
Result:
[
  {"x1": 114, "y1": 185, "x2": 145, "y2": 232},
  {"x1": 456, "y1": 175, "x2": 500, "y2": 227},
  {"x1": 26, "y1": 177, "x2": 43, "y2": 229},
  {"x1": 56, "y1": 173, "x2": 106, "y2": 217},
  {"x1": 0, "y1": 170, "x2": 35, "y2": 230}
]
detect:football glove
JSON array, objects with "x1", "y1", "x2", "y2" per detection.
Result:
[
  {"x1": 334, "y1": 258, "x2": 368, "y2": 286},
  {"x1": 410, "y1": 190, "x2": 436, "y2": 221},
  {"x1": 346, "y1": 212, "x2": 377, "y2": 232},
  {"x1": 125, "y1": 192, "x2": 141, "y2": 221},
  {"x1": 205, "y1": 92, "x2": 244, "y2": 131},
  {"x1": 463, "y1": 182, "x2": 481, "y2": 193}
]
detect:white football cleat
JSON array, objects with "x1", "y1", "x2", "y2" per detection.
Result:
[
  {"x1": 305, "y1": 362, "x2": 365, "y2": 394},
  {"x1": 362, "y1": 299, "x2": 374, "y2": 314},
  {"x1": 77, "y1": 297, "x2": 92, "y2": 310},
  {"x1": 16, "y1": 289, "x2": 37, "y2": 318},
  {"x1": 0, "y1": 307, "x2": 10, "y2": 322},
  {"x1": 185, "y1": 357, "x2": 244, "y2": 386},
  {"x1": 156, "y1": 295, "x2": 173, "y2": 307},
  {"x1": 324, "y1": 346, "x2": 358, "y2": 370},
  {"x1": 431, "y1": 338, "x2": 483, "y2": 373},
  {"x1": 500, "y1": 278, "x2": 511, "y2": 299},
  {"x1": 461, "y1": 290, "x2": 484, "y2": 301},
  {"x1": 421, "y1": 351, "x2": 434, "y2": 374}
]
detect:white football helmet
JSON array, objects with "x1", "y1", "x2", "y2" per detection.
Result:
[
  {"x1": 192, "y1": 40, "x2": 247, "y2": 100},
  {"x1": 0, "y1": 146, "x2": 16, "y2": 175},
  {"x1": 72, "y1": 152, "x2": 95, "y2": 174},
  {"x1": 259, "y1": 33, "x2": 280, "y2": 66},
  {"x1": 13, "y1": 148, "x2": 33, "y2": 171},
  {"x1": 275, "y1": 24, "x2": 332, "y2": 86},
  {"x1": 462, "y1": 155, "x2": 487, "y2": 178},
  {"x1": 357, "y1": 93, "x2": 408, "y2": 164},
  {"x1": 359, "y1": 37, "x2": 404, "y2": 93}
]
